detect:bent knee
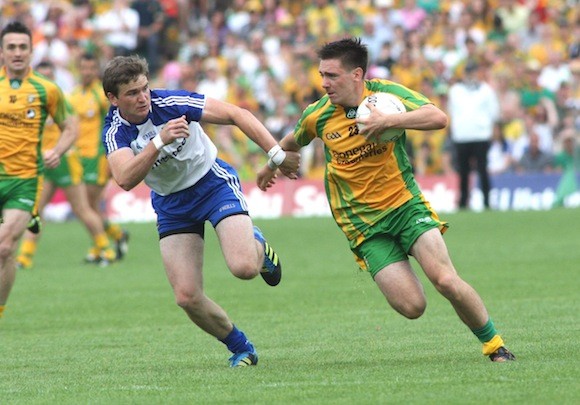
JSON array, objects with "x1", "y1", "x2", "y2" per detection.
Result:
[
  {"x1": 174, "y1": 289, "x2": 204, "y2": 310},
  {"x1": 229, "y1": 261, "x2": 259, "y2": 280},
  {"x1": 389, "y1": 296, "x2": 426, "y2": 319},
  {"x1": 398, "y1": 301, "x2": 427, "y2": 319},
  {"x1": 0, "y1": 242, "x2": 15, "y2": 261}
]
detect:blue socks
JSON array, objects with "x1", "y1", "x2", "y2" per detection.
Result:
[{"x1": 220, "y1": 325, "x2": 254, "y2": 354}]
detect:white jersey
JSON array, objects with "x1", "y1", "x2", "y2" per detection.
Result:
[
  {"x1": 102, "y1": 89, "x2": 218, "y2": 196},
  {"x1": 448, "y1": 81, "x2": 500, "y2": 143}
]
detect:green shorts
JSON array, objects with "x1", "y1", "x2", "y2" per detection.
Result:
[
  {"x1": 352, "y1": 195, "x2": 448, "y2": 278},
  {"x1": 0, "y1": 177, "x2": 42, "y2": 213},
  {"x1": 81, "y1": 154, "x2": 110, "y2": 186},
  {"x1": 45, "y1": 150, "x2": 82, "y2": 188}
]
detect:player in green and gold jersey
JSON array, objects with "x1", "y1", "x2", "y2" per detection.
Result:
[
  {"x1": 15, "y1": 61, "x2": 117, "y2": 270},
  {"x1": 257, "y1": 38, "x2": 515, "y2": 363},
  {"x1": 69, "y1": 53, "x2": 129, "y2": 262},
  {"x1": 0, "y1": 21, "x2": 77, "y2": 318}
]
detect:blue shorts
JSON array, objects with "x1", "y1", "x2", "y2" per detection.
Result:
[{"x1": 152, "y1": 159, "x2": 249, "y2": 239}]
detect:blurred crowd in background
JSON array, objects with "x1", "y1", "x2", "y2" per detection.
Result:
[{"x1": 1, "y1": 0, "x2": 579, "y2": 181}]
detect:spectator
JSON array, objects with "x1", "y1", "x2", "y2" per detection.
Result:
[
  {"x1": 390, "y1": 49, "x2": 423, "y2": 91},
  {"x1": 518, "y1": 58, "x2": 556, "y2": 110},
  {"x1": 448, "y1": 60, "x2": 500, "y2": 209},
  {"x1": 340, "y1": 1, "x2": 364, "y2": 37},
  {"x1": 225, "y1": 0, "x2": 251, "y2": 35},
  {"x1": 552, "y1": 129, "x2": 580, "y2": 207},
  {"x1": 515, "y1": 132, "x2": 554, "y2": 173},
  {"x1": 567, "y1": 21, "x2": 580, "y2": 60},
  {"x1": 204, "y1": 9, "x2": 229, "y2": 49},
  {"x1": 526, "y1": 98, "x2": 559, "y2": 155},
  {"x1": 553, "y1": 130, "x2": 580, "y2": 172},
  {"x1": 538, "y1": 49, "x2": 573, "y2": 94},
  {"x1": 488, "y1": 127, "x2": 513, "y2": 175},
  {"x1": 304, "y1": 0, "x2": 342, "y2": 39},
  {"x1": 158, "y1": 0, "x2": 186, "y2": 60},
  {"x1": 132, "y1": 0, "x2": 165, "y2": 76},
  {"x1": 238, "y1": 1, "x2": 267, "y2": 40},
  {"x1": 359, "y1": 17, "x2": 382, "y2": 64},
  {"x1": 31, "y1": 21, "x2": 70, "y2": 68},
  {"x1": 486, "y1": 12, "x2": 509, "y2": 47},
  {"x1": 437, "y1": 28, "x2": 467, "y2": 79},
  {"x1": 371, "y1": 0, "x2": 397, "y2": 46},
  {"x1": 470, "y1": 0, "x2": 495, "y2": 32},
  {"x1": 94, "y1": 0, "x2": 139, "y2": 57},
  {"x1": 455, "y1": 8, "x2": 486, "y2": 49},
  {"x1": 291, "y1": 15, "x2": 316, "y2": 60},
  {"x1": 396, "y1": 0, "x2": 427, "y2": 33},
  {"x1": 59, "y1": 0, "x2": 96, "y2": 50},
  {"x1": 495, "y1": 0, "x2": 531, "y2": 37},
  {"x1": 527, "y1": 23, "x2": 567, "y2": 67},
  {"x1": 197, "y1": 58, "x2": 228, "y2": 101}
]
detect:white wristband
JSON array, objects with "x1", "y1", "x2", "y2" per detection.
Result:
[
  {"x1": 271, "y1": 149, "x2": 286, "y2": 166},
  {"x1": 267, "y1": 158, "x2": 278, "y2": 170},
  {"x1": 267, "y1": 144, "x2": 282, "y2": 159},
  {"x1": 152, "y1": 134, "x2": 164, "y2": 151}
]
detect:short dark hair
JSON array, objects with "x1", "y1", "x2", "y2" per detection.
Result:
[
  {"x1": 102, "y1": 55, "x2": 149, "y2": 97},
  {"x1": 0, "y1": 20, "x2": 32, "y2": 47},
  {"x1": 80, "y1": 52, "x2": 98, "y2": 63},
  {"x1": 36, "y1": 60, "x2": 55, "y2": 70},
  {"x1": 36, "y1": 60, "x2": 55, "y2": 79},
  {"x1": 317, "y1": 37, "x2": 368, "y2": 77}
]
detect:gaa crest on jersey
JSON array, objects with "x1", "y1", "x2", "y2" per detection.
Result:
[
  {"x1": 26, "y1": 109, "x2": 36, "y2": 119},
  {"x1": 27, "y1": 94, "x2": 36, "y2": 103}
]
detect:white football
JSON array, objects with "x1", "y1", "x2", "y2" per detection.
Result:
[{"x1": 356, "y1": 92, "x2": 406, "y2": 142}]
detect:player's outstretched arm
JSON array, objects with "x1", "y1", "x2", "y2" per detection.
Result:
[{"x1": 202, "y1": 97, "x2": 301, "y2": 178}]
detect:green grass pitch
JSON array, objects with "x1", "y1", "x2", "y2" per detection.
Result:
[{"x1": 1, "y1": 209, "x2": 579, "y2": 404}]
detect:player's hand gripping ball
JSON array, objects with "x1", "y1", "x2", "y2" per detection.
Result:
[{"x1": 356, "y1": 92, "x2": 406, "y2": 143}]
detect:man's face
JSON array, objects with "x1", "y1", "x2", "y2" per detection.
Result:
[
  {"x1": 0, "y1": 32, "x2": 32, "y2": 77},
  {"x1": 107, "y1": 74, "x2": 151, "y2": 124},
  {"x1": 79, "y1": 58, "x2": 99, "y2": 86},
  {"x1": 36, "y1": 65, "x2": 54, "y2": 80},
  {"x1": 319, "y1": 59, "x2": 361, "y2": 107}
]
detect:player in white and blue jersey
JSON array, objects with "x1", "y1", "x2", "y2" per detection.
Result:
[{"x1": 101, "y1": 55, "x2": 300, "y2": 368}]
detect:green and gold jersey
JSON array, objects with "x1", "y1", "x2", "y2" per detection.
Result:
[
  {"x1": 293, "y1": 79, "x2": 432, "y2": 247},
  {"x1": 0, "y1": 67, "x2": 69, "y2": 179},
  {"x1": 69, "y1": 79, "x2": 109, "y2": 158},
  {"x1": 42, "y1": 98, "x2": 75, "y2": 151}
]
